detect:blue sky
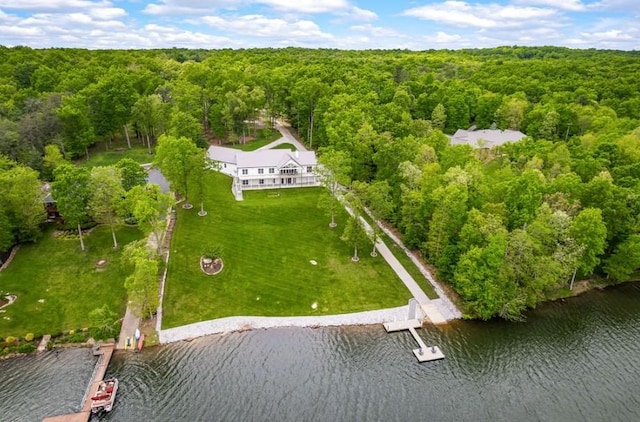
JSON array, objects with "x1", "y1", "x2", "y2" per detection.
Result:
[{"x1": 0, "y1": 0, "x2": 638, "y2": 50}]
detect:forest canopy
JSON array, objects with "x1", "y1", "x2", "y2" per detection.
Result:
[{"x1": 1, "y1": 45, "x2": 640, "y2": 320}]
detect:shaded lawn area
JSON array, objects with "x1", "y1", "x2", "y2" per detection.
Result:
[
  {"x1": 0, "y1": 226, "x2": 143, "y2": 338},
  {"x1": 270, "y1": 143, "x2": 297, "y2": 151},
  {"x1": 225, "y1": 129, "x2": 282, "y2": 151},
  {"x1": 77, "y1": 140, "x2": 153, "y2": 168},
  {"x1": 163, "y1": 172, "x2": 411, "y2": 328}
]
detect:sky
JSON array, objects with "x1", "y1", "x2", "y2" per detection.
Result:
[{"x1": 0, "y1": 0, "x2": 639, "y2": 50}]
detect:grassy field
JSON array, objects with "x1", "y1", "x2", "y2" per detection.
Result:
[
  {"x1": 77, "y1": 140, "x2": 153, "y2": 168},
  {"x1": 226, "y1": 129, "x2": 282, "y2": 151},
  {"x1": 162, "y1": 172, "x2": 412, "y2": 328},
  {"x1": 0, "y1": 226, "x2": 143, "y2": 338}
]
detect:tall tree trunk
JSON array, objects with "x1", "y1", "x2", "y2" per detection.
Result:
[
  {"x1": 85, "y1": 146, "x2": 90, "y2": 161},
  {"x1": 124, "y1": 125, "x2": 131, "y2": 149},
  {"x1": 77, "y1": 223, "x2": 85, "y2": 251},
  {"x1": 146, "y1": 134, "x2": 152, "y2": 155},
  {"x1": 353, "y1": 245, "x2": 359, "y2": 261},
  {"x1": 309, "y1": 111, "x2": 314, "y2": 149},
  {"x1": 569, "y1": 267, "x2": 577, "y2": 290}
]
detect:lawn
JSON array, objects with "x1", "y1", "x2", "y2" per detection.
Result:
[
  {"x1": 0, "y1": 226, "x2": 143, "y2": 338},
  {"x1": 226, "y1": 128, "x2": 282, "y2": 151},
  {"x1": 77, "y1": 139, "x2": 153, "y2": 168},
  {"x1": 359, "y1": 213, "x2": 439, "y2": 299},
  {"x1": 270, "y1": 142, "x2": 297, "y2": 150},
  {"x1": 162, "y1": 172, "x2": 412, "y2": 328}
]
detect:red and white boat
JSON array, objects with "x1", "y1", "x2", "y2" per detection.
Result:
[{"x1": 90, "y1": 378, "x2": 118, "y2": 414}]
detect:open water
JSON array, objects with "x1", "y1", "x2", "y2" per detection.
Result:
[{"x1": 2, "y1": 282, "x2": 640, "y2": 422}]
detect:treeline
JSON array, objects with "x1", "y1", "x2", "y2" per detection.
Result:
[{"x1": 1, "y1": 45, "x2": 639, "y2": 319}]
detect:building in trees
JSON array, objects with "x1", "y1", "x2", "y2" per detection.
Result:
[
  {"x1": 207, "y1": 146, "x2": 318, "y2": 200},
  {"x1": 450, "y1": 128, "x2": 526, "y2": 149}
]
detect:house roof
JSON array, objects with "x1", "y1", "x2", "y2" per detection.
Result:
[
  {"x1": 450, "y1": 129, "x2": 526, "y2": 149},
  {"x1": 207, "y1": 146, "x2": 316, "y2": 168}
]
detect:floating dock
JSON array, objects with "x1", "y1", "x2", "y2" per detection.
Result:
[
  {"x1": 384, "y1": 319, "x2": 444, "y2": 362},
  {"x1": 43, "y1": 343, "x2": 115, "y2": 422}
]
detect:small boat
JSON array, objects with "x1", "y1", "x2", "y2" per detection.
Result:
[
  {"x1": 137, "y1": 333, "x2": 145, "y2": 351},
  {"x1": 90, "y1": 378, "x2": 118, "y2": 414},
  {"x1": 125, "y1": 336, "x2": 132, "y2": 350},
  {"x1": 134, "y1": 328, "x2": 141, "y2": 340}
]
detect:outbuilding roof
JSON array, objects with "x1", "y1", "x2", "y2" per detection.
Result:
[
  {"x1": 450, "y1": 129, "x2": 526, "y2": 149},
  {"x1": 207, "y1": 146, "x2": 316, "y2": 168}
]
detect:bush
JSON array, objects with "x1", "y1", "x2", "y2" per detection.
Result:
[
  {"x1": 18, "y1": 342, "x2": 35, "y2": 354},
  {"x1": 202, "y1": 244, "x2": 224, "y2": 260},
  {"x1": 24, "y1": 333, "x2": 34, "y2": 342},
  {"x1": 5, "y1": 336, "x2": 16, "y2": 345},
  {"x1": 68, "y1": 332, "x2": 88, "y2": 343}
]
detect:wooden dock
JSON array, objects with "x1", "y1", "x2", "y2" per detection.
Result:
[
  {"x1": 384, "y1": 320, "x2": 444, "y2": 362},
  {"x1": 43, "y1": 343, "x2": 115, "y2": 422}
]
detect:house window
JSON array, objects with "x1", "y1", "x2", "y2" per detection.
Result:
[
  {"x1": 269, "y1": 168, "x2": 275, "y2": 174},
  {"x1": 259, "y1": 179, "x2": 264, "y2": 185},
  {"x1": 258, "y1": 168, "x2": 264, "y2": 174},
  {"x1": 242, "y1": 180, "x2": 248, "y2": 186},
  {"x1": 242, "y1": 169, "x2": 248, "y2": 175},
  {"x1": 307, "y1": 166, "x2": 312, "y2": 173},
  {"x1": 224, "y1": 164, "x2": 227, "y2": 168}
]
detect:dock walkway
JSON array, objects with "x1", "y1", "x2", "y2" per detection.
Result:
[
  {"x1": 43, "y1": 343, "x2": 115, "y2": 422},
  {"x1": 384, "y1": 318, "x2": 444, "y2": 362}
]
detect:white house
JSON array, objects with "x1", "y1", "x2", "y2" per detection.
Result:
[
  {"x1": 207, "y1": 145, "x2": 319, "y2": 200},
  {"x1": 450, "y1": 129, "x2": 526, "y2": 149}
]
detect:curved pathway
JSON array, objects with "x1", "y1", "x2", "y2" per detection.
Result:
[{"x1": 257, "y1": 121, "x2": 309, "y2": 152}]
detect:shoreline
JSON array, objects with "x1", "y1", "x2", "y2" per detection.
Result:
[{"x1": 159, "y1": 305, "x2": 424, "y2": 344}]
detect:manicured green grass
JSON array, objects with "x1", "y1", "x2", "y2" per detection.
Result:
[
  {"x1": 77, "y1": 140, "x2": 153, "y2": 168},
  {"x1": 0, "y1": 226, "x2": 144, "y2": 338},
  {"x1": 270, "y1": 143, "x2": 297, "y2": 150},
  {"x1": 359, "y1": 213, "x2": 439, "y2": 299},
  {"x1": 162, "y1": 172, "x2": 412, "y2": 328},
  {"x1": 227, "y1": 128, "x2": 282, "y2": 151}
]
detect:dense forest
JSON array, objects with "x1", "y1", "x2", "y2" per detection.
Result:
[{"x1": 1, "y1": 45, "x2": 640, "y2": 320}]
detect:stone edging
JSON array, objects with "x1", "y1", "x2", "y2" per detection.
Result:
[{"x1": 0, "y1": 245, "x2": 20, "y2": 272}]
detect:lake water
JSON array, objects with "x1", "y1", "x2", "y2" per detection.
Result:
[{"x1": 2, "y1": 282, "x2": 640, "y2": 422}]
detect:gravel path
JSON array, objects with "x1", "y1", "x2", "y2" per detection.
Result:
[{"x1": 159, "y1": 305, "x2": 416, "y2": 344}]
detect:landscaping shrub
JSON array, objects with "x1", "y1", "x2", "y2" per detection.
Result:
[
  {"x1": 17, "y1": 342, "x2": 35, "y2": 353},
  {"x1": 24, "y1": 333, "x2": 34, "y2": 341},
  {"x1": 68, "y1": 332, "x2": 88, "y2": 343},
  {"x1": 5, "y1": 336, "x2": 16, "y2": 345}
]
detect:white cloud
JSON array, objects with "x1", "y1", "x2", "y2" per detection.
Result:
[
  {"x1": 434, "y1": 31, "x2": 462, "y2": 43},
  {"x1": 198, "y1": 14, "x2": 333, "y2": 40},
  {"x1": 583, "y1": 29, "x2": 633, "y2": 40},
  {"x1": 402, "y1": 1, "x2": 557, "y2": 29},
  {"x1": 143, "y1": 0, "x2": 238, "y2": 16},
  {"x1": 0, "y1": 0, "x2": 110, "y2": 11},
  {"x1": 255, "y1": 0, "x2": 350, "y2": 14},
  {"x1": 513, "y1": 0, "x2": 588, "y2": 11},
  {"x1": 350, "y1": 24, "x2": 401, "y2": 38}
]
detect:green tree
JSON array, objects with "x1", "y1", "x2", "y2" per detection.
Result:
[
  {"x1": 340, "y1": 193, "x2": 369, "y2": 262},
  {"x1": 431, "y1": 103, "x2": 446, "y2": 130},
  {"x1": 125, "y1": 184, "x2": 173, "y2": 253},
  {"x1": 153, "y1": 134, "x2": 201, "y2": 207},
  {"x1": 88, "y1": 305, "x2": 119, "y2": 339},
  {"x1": 568, "y1": 208, "x2": 607, "y2": 286},
  {"x1": 316, "y1": 148, "x2": 351, "y2": 228},
  {"x1": 89, "y1": 166, "x2": 125, "y2": 248},
  {"x1": 41, "y1": 144, "x2": 66, "y2": 181},
  {"x1": 604, "y1": 235, "x2": 640, "y2": 282},
  {"x1": 115, "y1": 158, "x2": 147, "y2": 192},
  {"x1": 52, "y1": 164, "x2": 92, "y2": 251},
  {"x1": 123, "y1": 240, "x2": 160, "y2": 318}
]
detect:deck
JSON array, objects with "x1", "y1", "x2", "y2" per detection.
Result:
[{"x1": 384, "y1": 319, "x2": 445, "y2": 363}]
